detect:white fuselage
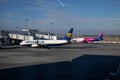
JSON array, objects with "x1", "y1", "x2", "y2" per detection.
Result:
[
  {"x1": 20, "y1": 40, "x2": 68, "y2": 47},
  {"x1": 71, "y1": 38, "x2": 84, "y2": 43}
]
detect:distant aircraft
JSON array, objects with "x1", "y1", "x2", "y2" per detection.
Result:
[
  {"x1": 71, "y1": 32, "x2": 103, "y2": 43},
  {"x1": 20, "y1": 28, "x2": 73, "y2": 48}
]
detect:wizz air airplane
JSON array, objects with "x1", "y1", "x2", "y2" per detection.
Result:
[
  {"x1": 71, "y1": 32, "x2": 103, "y2": 43},
  {"x1": 20, "y1": 28, "x2": 73, "y2": 48}
]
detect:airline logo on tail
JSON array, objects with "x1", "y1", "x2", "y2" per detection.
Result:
[
  {"x1": 66, "y1": 33, "x2": 72, "y2": 38},
  {"x1": 96, "y1": 32, "x2": 103, "y2": 40},
  {"x1": 63, "y1": 28, "x2": 73, "y2": 41}
]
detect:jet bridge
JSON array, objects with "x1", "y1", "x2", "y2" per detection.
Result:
[
  {"x1": 9, "y1": 33, "x2": 33, "y2": 40},
  {"x1": 0, "y1": 29, "x2": 57, "y2": 46}
]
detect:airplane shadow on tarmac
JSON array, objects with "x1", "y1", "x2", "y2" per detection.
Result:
[{"x1": 0, "y1": 55, "x2": 120, "y2": 80}]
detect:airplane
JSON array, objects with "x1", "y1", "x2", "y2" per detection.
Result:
[
  {"x1": 71, "y1": 32, "x2": 103, "y2": 43},
  {"x1": 20, "y1": 28, "x2": 73, "y2": 48}
]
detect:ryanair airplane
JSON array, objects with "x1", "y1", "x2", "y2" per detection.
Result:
[{"x1": 20, "y1": 28, "x2": 73, "y2": 48}]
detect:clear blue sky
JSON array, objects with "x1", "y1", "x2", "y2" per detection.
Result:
[{"x1": 0, "y1": 0, "x2": 120, "y2": 35}]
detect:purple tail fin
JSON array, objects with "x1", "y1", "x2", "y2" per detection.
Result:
[{"x1": 97, "y1": 32, "x2": 103, "y2": 40}]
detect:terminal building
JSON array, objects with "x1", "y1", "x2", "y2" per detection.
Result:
[{"x1": 0, "y1": 29, "x2": 57, "y2": 46}]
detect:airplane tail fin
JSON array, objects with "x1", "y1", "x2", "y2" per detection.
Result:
[
  {"x1": 97, "y1": 32, "x2": 103, "y2": 40},
  {"x1": 63, "y1": 28, "x2": 73, "y2": 41}
]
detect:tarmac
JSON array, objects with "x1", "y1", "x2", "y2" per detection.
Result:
[{"x1": 0, "y1": 43, "x2": 120, "y2": 80}]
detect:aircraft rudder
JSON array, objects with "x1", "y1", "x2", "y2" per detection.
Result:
[
  {"x1": 98, "y1": 32, "x2": 103, "y2": 40},
  {"x1": 63, "y1": 28, "x2": 74, "y2": 40}
]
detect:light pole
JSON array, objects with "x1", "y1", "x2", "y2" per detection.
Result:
[
  {"x1": 116, "y1": 23, "x2": 118, "y2": 41},
  {"x1": 50, "y1": 22, "x2": 53, "y2": 39},
  {"x1": 25, "y1": 18, "x2": 29, "y2": 29}
]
